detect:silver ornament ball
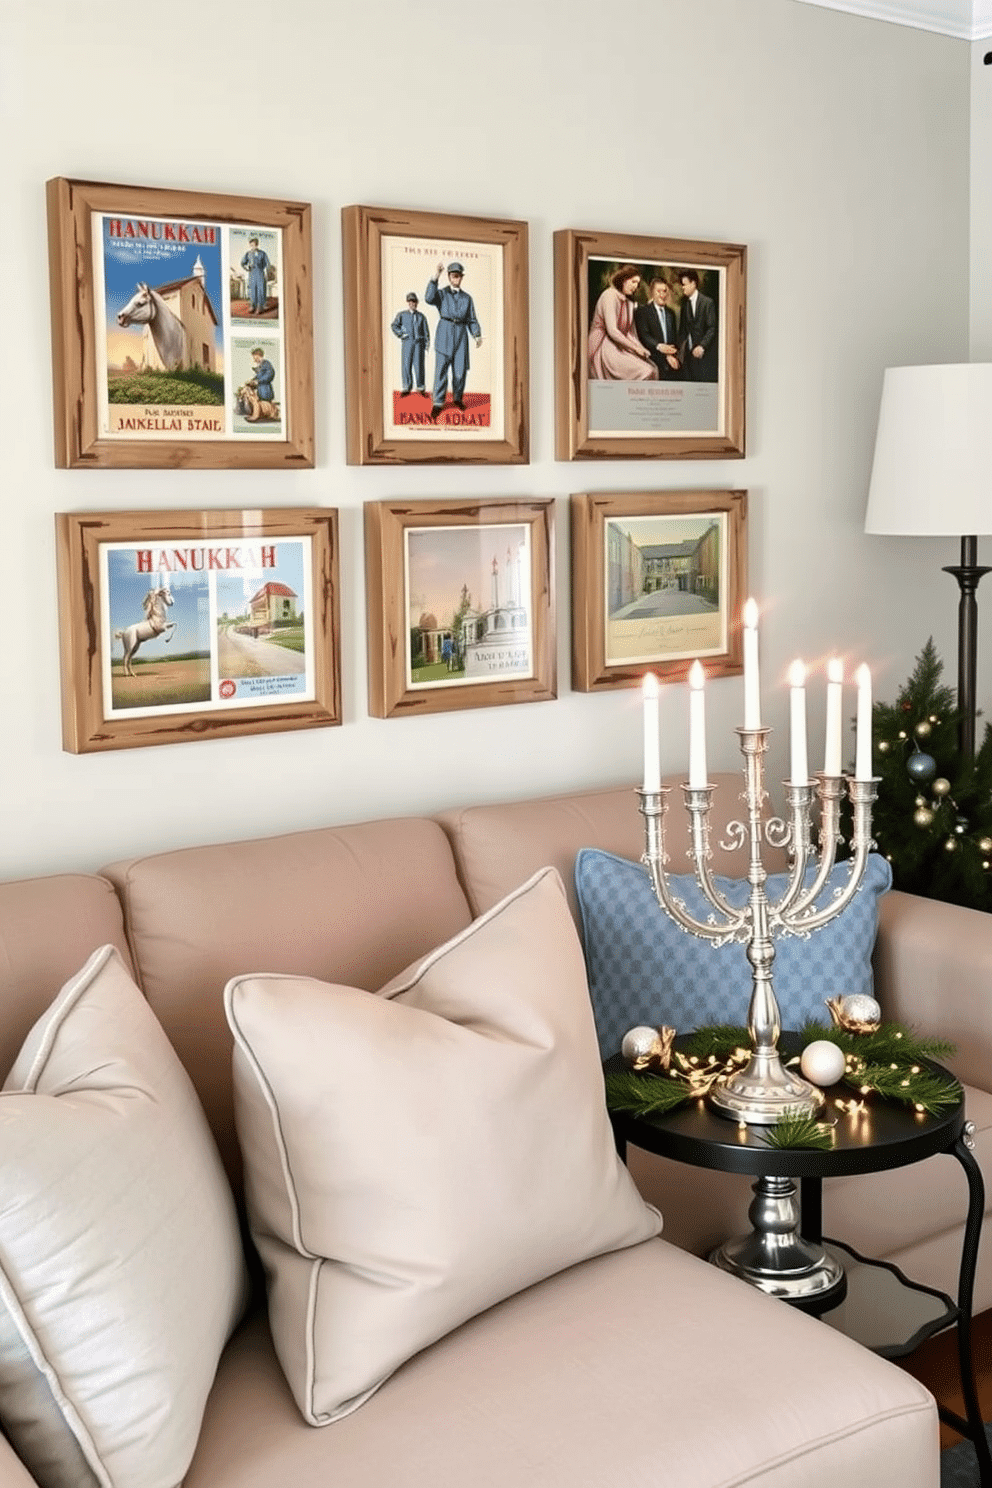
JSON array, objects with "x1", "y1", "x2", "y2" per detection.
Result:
[
  {"x1": 906, "y1": 751, "x2": 937, "y2": 784},
  {"x1": 840, "y1": 993, "x2": 881, "y2": 1026},
  {"x1": 621, "y1": 1026, "x2": 664, "y2": 1066}
]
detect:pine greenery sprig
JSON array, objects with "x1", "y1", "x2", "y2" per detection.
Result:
[
  {"x1": 604, "y1": 1069, "x2": 694, "y2": 1119},
  {"x1": 760, "y1": 1111, "x2": 835, "y2": 1150},
  {"x1": 796, "y1": 1019, "x2": 956, "y2": 1065},
  {"x1": 853, "y1": 638, "x2": 992, "y2": 913},
  {"x1": 680, "y1": 1025, "x2": 751, "y2": 1058},
  {"x1": 842, "y1": 1061, "x2": 961, "y2": 1115}
]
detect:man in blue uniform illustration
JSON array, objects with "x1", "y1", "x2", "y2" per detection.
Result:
[
  {"x1": 241, "y1": 237, "x2": 271, "y2": 316},
  {"x1": 425, "y1": 261, "x2": 482, "y2": 422},
  {"x1": 249, "y1": 347, "x2": 275, "y2": 402},
  {"x1": 390, "y1": 292, "x2": 430, "y2": 396}
]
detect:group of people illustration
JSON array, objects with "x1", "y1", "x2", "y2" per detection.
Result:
[
  {"x1": 390, "y1": 261, "x2": 483, "y2": 420},
  {"x1": 588, "y1": 265, "x2": 718, "y2": 384}
]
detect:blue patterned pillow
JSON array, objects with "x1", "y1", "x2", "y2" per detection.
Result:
[{"x1": 575, "y1": 849, "x2": 892, "y2": 1059}]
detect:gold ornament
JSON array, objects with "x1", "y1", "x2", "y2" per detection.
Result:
[
  {"x1": 944, "y1": 838, "x2": 958, "y2": 852},
  {"x1": 915, "y1": 720, "x2": 932, "y2": 738},
  {"x1": 978, "y1": 837, "x2": 992, "y2": 854},
  {"x1": 621, "y1": 1025, "x2": 676, "y2": 1073},
  {"x1": 913, "y1": 806, "x2": 934, "y2": 828},
  {"x1": 929, "y1": 715, "x2": 939, "y2": 724},
  {"x1": 898, "y1": 730, "x2": 908, "y2": 740},
  {"x1": 826, "y1": 994, "x2": 882, "y2": 1034},
  {"x1": 932, "y1": 778, "x2": 951, "y2": 798},
  {"x1": 878, "y1": 740, "x2": 891, "y2": 754},
  {"x1": 914, "y1": 795, "x2": 926, "y2": 808}
]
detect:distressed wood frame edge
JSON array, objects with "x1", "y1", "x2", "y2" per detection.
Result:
[
  {"x1": 570, "y1": 489, "x2": 748, "y2": 692},
  {"x1": 343, "y1": 204, "x2": 529, "y2": 466},
  {"x1": 364, "y1": 496, "x2": 556, "y2": 718},
  {"x1": 55, "y1": 507, "x2": 340, "y2": 752},
  {"x1": 46, "y1": 177, "x2": 314, "y2": 470},
  {"x1": 553, "y1": 228, "x2": 747, "y2": 462}
]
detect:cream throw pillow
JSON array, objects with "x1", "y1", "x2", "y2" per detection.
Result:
[
  {"x1": 0, "y1": 945, "x2": 248, "y2": 1488},
  {"x1": 226, "y1": 866, "x2": 662, "y2": 1426}
]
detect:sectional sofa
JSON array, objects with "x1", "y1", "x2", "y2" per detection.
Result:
[{"x1": 2, "y1": 771, "x2": 988, "y2": 1488}]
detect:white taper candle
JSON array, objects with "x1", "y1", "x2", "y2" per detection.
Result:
[
  {"x1": 688, "y1": 661, "x2": 707, "y2": 788},
  {"x1": 824, "y1": 658, "x2": 844, "y2": 776},
  {"x1": 743, "y1": 599, "x2": 760, "y2": 729},
  {"x1": 855, "y1": 664, "x2": 873, "y2": 781},
  {"x1": 788, "y1": 660, "x2": 808, "y2": 785},
  {"x1": 642, "y1": 672, "x2": 661, "y2": 793}
]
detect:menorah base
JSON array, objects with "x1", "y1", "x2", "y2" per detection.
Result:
[{"x1": 709, "y1": 1048, "x2": 822, "y2": 1125}]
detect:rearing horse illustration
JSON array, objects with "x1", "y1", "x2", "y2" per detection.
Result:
[
  {"x1": 117, "y1": 283, "x2": 190, "y2": 371},
  {"x1": 114, "y1": 587, "x2": 176, "y2": 677}
]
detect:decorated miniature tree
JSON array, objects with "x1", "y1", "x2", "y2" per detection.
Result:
[{"x1": 864, "y1": 639, "x2": 992, "y2": 912}]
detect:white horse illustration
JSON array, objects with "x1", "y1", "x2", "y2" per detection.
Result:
[
  {"x1": 114, "y1": 587, "x2": 176, "y2": 677},
  {"x1": 117, "y1": 283, "x2": 190, "y2": 371}
]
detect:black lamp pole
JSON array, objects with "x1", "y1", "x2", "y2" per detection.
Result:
[{"x1": 942, "y1": 535, "x2": 991, "y2": 764}]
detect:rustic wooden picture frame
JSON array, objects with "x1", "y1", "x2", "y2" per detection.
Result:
[
  {"x1": 364, "y1": 497, "x2": 555, "y2": 718},
  {"x1": 554, "y1": 229, "x2": 746, "y2": 461},
  {"x1": 571, "y1": 489, "x2": 747, "y2": 691},
  {"x1": 343, "y1": 205, "x2": 529, "y2": 465},
  {"x1": 47, "y1": 177, "x2": 314, "y2": 469},
  {"x1": 56, "y1": 508, "x2": 340, "y2": 752}
]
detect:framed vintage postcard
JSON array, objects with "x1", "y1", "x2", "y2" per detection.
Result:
[
  {"x1": 571, "y1": 490, "x2": 747, "y2": 691},
  {"x1": 364, "y1": 498, "x2": 555, "y2": 718},
  {"x1": 56, "y1": 508, "x2": 340, "y2": 751},
  {"x1": 554, "y1": 230, "x2": 746, "y2": 461},
  {"x1": 46, "y1": 178, "x2": 314, "y2": 469},
  {"x1": 342, "y1": 205, "x2": 528, "y2": 465}
]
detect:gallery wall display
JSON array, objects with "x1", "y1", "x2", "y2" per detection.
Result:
[
  {"x1": 342, "y1": 205, "x2": 529, "y2": 465},
  {"x1": 46, "y1": 178, "x2": 314, "y2": 469},
  {"x1": 56, "y1": 508, "x2": 340, "y2": 752},
  {"x1": 570, "y1": 489, "x2": 748, "y2": 692},
  {"x1": 554, "y1": 230, "x2": 746, "y2": 461},
  {"x1": 364, "y1": 497, "x2": 555, "y2": 718}
]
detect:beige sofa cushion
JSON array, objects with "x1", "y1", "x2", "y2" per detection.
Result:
[
  {"x1": 104, "y1": 817, "x2": 473, "y2": 1194},
  {"x1": 0, "y1": 946, "x2": 247, "y2": 1488},
  {"x1": 226, "y1": 867, "x2": 661, "y2": 1426},
  {"x1": 183, "y1": 1252, "x2": 938, "y2": 1488}
]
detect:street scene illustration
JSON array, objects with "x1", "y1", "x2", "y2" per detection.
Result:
[
  {"x1": 605, "y1": 515, "x2": 725, "y2": 665},
  {"x1": 407, "y1": 525, "x2": 531, "y2": 687},
  {"x1": 215, "y1": 543, "x2": 309, "y2": 701}
]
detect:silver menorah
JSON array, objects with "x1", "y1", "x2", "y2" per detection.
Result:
[{"x1": 638, "y1": 726, "x2": 878, "y2": 1126}]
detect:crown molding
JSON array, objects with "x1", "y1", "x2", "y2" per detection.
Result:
[{"x1": 792, "y1": 0, "x2": 992, "y2": 40}]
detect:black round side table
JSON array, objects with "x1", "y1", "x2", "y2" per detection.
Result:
[{"x1": 606, "y1": 1042, "x2": 990, "y2": 1487}]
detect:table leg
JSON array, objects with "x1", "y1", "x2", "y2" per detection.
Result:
[
  {"x1": 942, "y1": 1129, "x2": 992, "y2": 1487},
  {"x1": 710, "y1": 1174, "x2": 845, "y2": 1310}
]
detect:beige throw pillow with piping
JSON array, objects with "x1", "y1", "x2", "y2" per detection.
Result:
[
  {"x1": 0, "y1": 945, "x2": 247, "y2": 1488},
  {"x1": 226, "y1": 867, "x2": 661, "y2": 1426}
]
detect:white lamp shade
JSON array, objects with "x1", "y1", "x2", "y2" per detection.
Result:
[{"x1": 865, "y1": 363, "x2": 992, "y2": 537}]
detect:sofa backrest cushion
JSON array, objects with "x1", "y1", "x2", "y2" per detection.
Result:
[
  {"x1": 0, "y1": 945, "x2": 246, "y2": 1488},
  {"x1": 225, "y1": 867, "x2": 661, "y2": 1426},
  {"x1": 0, "y1": 873, "x2": 133, "y2": 1085},
  {"x1": 103, "y1": 818, "x2": 473, "y2": 1193},
  {"x1": 439, "y1": 773, "x2": 787, "y2": 925}
]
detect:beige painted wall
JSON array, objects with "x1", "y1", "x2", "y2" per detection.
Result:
[{"x1": 0, "y1": 0, "x2": 974, "y2": 877}]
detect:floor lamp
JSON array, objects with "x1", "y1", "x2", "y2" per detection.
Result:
[{"x1": 865, "y1": 363, "x2": 992, "y2": 764}]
